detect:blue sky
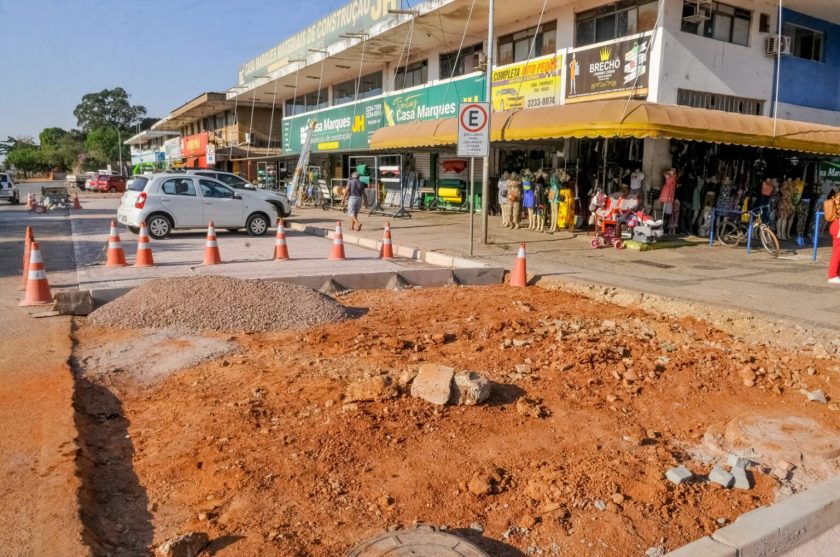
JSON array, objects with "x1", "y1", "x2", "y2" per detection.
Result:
[{"x1": 0, "y1": 0, "x2": 336, "y2": 140}]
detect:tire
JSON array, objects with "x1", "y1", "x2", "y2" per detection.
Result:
[
  {"x1": 716, "y1": 220, "x2": 742, "y2": 248},
  {"x1": 11, "y1": 195, "x2": 19, "y2": 205},
  {"x1": 146, "y1": 214, "x2": 172, "y2": 239},
  {"x1": 109, "y1": 186, "x2": 116, "y2": 193},
  {"x1": 127, "y1": 226, "x2": 140, "y2": 235},
  {"x1": 759, "y1": 225, "x2": 780, "y2": 258},
  {"x1": 246, "y1": 213, "x2": 270, "y2": 236}
]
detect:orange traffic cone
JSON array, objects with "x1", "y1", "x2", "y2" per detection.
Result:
[
  {"x1": 328, "y1": 221, "x2": 346, "y2": 261},
  {"x1": 203, "y1": 221, "x2": 222, "y2": 265},
  {"x1": 273, "y1": 219, "x2": 290, "y2": 260},
  {"x1": 73, "y1": 193, "x2": 82, "y2": 210},
  {"x1": 133, "y1": 222, "x2": 155, "y2": 267},
  {"x1": 106, "y1": 220, "x2": 127, "y2": 267},
  {"x1": 380, "y1": 222, "x2": 394, "y2": 259},
  {"x1": 510, "y1": 242, "x2": 527, "y2": 287},
  {"x1": 19, "y1": 227, "x2": 34, "y2": 290},
  {"x1": 20, "y1": 241, "x2": 53, "y2": 306}
]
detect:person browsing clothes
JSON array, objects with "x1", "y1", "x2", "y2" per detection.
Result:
[{"x1": 343, "y1": 172, "x2": 366, "y2": 231}]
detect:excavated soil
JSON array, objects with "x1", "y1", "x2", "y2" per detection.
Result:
[{"x1": 72, "y1": 285, "x2": 840, "y2": 557}]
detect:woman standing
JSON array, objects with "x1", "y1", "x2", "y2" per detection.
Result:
[{"x1": 826, "y1": 191, "x2": 840, "y2": 284}]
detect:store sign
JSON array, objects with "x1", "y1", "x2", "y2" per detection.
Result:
[
  {"x1": 164, "y1": 137, "x2": 181, "y2": 161},
  {"x1": 566, "y1": 33, "x2": 652, "y2": 103},
  {"x1": 181, "y1": 132, "x2": 209, "y2": 157},
  {"x1": 282, "y1": 74, "x2": 485, "y2": 155},
  {"x1": 819, "y1": 161, "x2": 840, "y2": 181},
  {"x1": 491, "y1": 53, "x2": 562, "y2": 111},
  {"x1": 457, "y1": 102, "x2": 490, "y2": 157},
  {"x1": 238, "y1": 0, "x2": 399, "y2": 85}
]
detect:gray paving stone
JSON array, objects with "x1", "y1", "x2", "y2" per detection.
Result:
[
  {"x1": 732, "y1": 465, "x2": 753, "y2": 490},
  {"x1": 666, "y1": 465, "x2": 694, "y2": 485},
  {"x1": 709, "y1": 466, "x2": 735, "y2": 488}
]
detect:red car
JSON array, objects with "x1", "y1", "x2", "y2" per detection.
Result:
[{"x1": 94, "y1": 174, "x2": 127, "y2": 193}]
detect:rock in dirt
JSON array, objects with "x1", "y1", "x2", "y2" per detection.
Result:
[
  {"x1": 449, "y1": 372, "x2": 491, "y2": 405},
  {"x1": 411, "y1": 364, "x2": 455, "y2": 405},
  {"x1": 157, "y1": 532, "x2": 209, "y2": 557},
  {"x1": 516, "y1": 397, "x2": 548, "y2": 418},
  {"x1": 806, "y1": 389, "x2": 828, "y2": 404},
  {"x1": 87, "y1": 276, "x2": 355, "y2": 333},
  {"x1": 345, "y1": 376, "x2": 399, "y2": 403}
]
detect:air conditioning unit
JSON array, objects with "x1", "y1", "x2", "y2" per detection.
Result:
[
  {"x1": 765, "y1": 35, "x2": 792, "y2": 56},
  {"x1": 244, "y1": 132, "x2": 253, "y2": 144}
]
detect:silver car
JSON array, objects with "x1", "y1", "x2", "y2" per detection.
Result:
[{"x1": 0, "y1": 173, "x2": 19, "y2": 204}]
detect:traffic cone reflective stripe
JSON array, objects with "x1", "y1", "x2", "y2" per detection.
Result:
[
  {"x1": 106, "y1": 221, "x2": 127, "y2": 267},
  {"x1": 510, "y1": 242, "x2": 527, "y2": 287},
  {"x1": 328, "y1": 221, "x2": 346, "y2": 260},
  {"x1": 380, "y1": 222, "x2": 394, "y2": 259},
  {"x1": 274, "y1": 219, "x2": 290, "y2": 260},
  {"x1": 20, "y1": 242, "x2": 52, "y2": 306},
  {"x1": 134, "y1": 222, "x2": 155, "y2": 267},
  {"x1": 19, "y1": 227, "x2": 34, "y2": 290},
  {"x1": 203, "y1": 221, "x2": 222, "y2": 265}
]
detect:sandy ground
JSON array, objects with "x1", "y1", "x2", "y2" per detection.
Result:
[{"x1": 70, "y1": 284, "x2": 840, "y2": 556}]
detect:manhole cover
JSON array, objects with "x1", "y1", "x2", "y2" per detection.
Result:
[
  {"x1": 631, "y1": 260, "x2": 675, "y2": 269},
  {"x1": 347, "y1": 524, "x2": 489, "y2": 556}
]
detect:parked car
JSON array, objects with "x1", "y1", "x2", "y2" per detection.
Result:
[
  {"x1": 184, "y1": 169, "x2": 292, "y2": 217},
  {"x1": 93, "y1": 174, "x2": 127, "y2": 193},
  {"x1": 117, "y1": 173, "x2": 278, "y2": 239},
  {"x1": 0, "y1": 172, "x2": 20, "y2": 204}
]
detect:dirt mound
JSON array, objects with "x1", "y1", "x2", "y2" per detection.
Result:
[{"x1": 86, "y1": 276, "x2": 355, "y2": 333}]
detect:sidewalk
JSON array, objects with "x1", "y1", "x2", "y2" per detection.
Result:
[{"x1": 289, "y1": 206, "x2": 839, "y2": 330}]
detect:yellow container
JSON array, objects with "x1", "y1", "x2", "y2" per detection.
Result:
[{"x1": 438, "y1": 187, "x2": 462, "y2": 202}]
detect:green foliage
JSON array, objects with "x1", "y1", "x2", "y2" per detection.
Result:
[
  {"x1": 84, "y1": 127, "x2": 126, "y2": 168},
  {"x1": 73, "y1": 87, "x2": 147, "y2": 132},
  {"x1": 38, "y1": 127, "x2": 68, "y2": 148},
  {"x1": 5, "y1": 142, "x2": 47, "y2": 174}
]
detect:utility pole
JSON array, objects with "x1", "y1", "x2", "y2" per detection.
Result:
[
  {"x1": 107, "y1": 123, "x2": 123, "y2": 175},
  {"x1": 481, "y1": 0, "x2": 494, "y2": 244}
]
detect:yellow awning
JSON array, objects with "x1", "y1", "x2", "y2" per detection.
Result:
[
  {"x1": 370, "y1": 112, "x2": 512, "y2": 151},
  {"x1": 369, "y1": 100, "x2": 840, "y2": 155}
]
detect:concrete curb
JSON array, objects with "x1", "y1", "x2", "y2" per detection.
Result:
[
  {"x1": 287, "y1": 221, "x2": 491, "y2": 270},
  {"x1": 664, "y1": 476, "x2": 840, "y2": 557}
]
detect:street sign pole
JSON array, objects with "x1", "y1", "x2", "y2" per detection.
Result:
[
  {"x1": 457, "y1": 102, "x2": 490, "y2": 258},
  {"x1": 469, "y1": 157, "x2": 475, "y2": 256}
]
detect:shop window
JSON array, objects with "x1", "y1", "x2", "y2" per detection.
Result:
[
  {"x1": 681, "y1": 1, "x2": 751, "y2": 47},
  {"x1": 332, "y1": 71, "x2": 384, "y2": 105},
  {"x1": 439, "y1": 43, "x2": 483, "y2": 79},
  {"x1": 394, "y1": 60, "x2": 428, "y2": 91},
  {"x1": 575, "y1": 2, "x2": 657, "y2": 48},
  {"x1": 677, "y1": 88, "x2": 764, "y2": 116},
  {"x1": 498, "y1": 21, "x2": 557, "y2": 65},
  {"x1": 782, "y1": 23, "x2": 825, "y2": 62}
]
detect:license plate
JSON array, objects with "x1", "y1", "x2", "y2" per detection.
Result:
[{"x1": 118, "y1": 215, "x2": 127, "y2": 223}]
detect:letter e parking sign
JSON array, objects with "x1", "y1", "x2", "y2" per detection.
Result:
[{"x1": 457, "y1": 102, "x2": 490, "y2": 157}]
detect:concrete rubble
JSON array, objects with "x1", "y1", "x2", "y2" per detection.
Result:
[
  {"x1": 449, "y1": 372, "x2": 491, "y2": 406},
  {"x1": 410, "y1": 364, "x2": 492, "y2": 406},
  {"x1": 156, "y1": 532, "x2": 209, "y2": 557},
  {"x1": 666, "y1": 466, "x2": 694, "y2": 485},
  {"x1": 709, "y1": 466, "x2": 735, "y2": 488}
]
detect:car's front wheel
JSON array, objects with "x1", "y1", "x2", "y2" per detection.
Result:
[
  {"x1": 11, "y1": 194, "x2": 19, "y2": 205},
  {"x1": 246, "y1": 213, "x2": 270, "y2": 236},
  {"x1": 146, "y1": 214, "x2": 172, "y2": 239},
  {"x1": 109, "y1": 186, "x2": 117, "y2": 193}
]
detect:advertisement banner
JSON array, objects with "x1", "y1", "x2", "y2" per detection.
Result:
[
  {"x1": 164, "y1": 137, "x2": 181, "y2": 161},
  {"x1": 491, "y1": 53, "x2": 562, "y2": 111},
  {"x1": 819, "y1": 161, "x2": 840, "y2": 181},
  {"x1": 181, "y1": 132, "x2": 209, "y2": 158},
  {"x1": 239, "y1": 0, "x2": 399, "y2": 85},
  {"x1": 282, "y1": 74, "x2": 485, "y2": 155},
  {"x1": 567, "y1": 34, "x2": 652, "y2": 103}
]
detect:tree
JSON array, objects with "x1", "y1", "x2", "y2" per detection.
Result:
[
  {"x1": 138, "y1": 117, "x2": 160, "y2": 131},
  {"x1": 73, "y1": 87, "x2": 147, "y2": 132},
  {"x1": 84, "y1": 127, "x2": 123, "y2": 168},
  {"x1": 5, "y1": 143, "x2": 46, "y2": 175},
  {"x1": 39, "y1": 127, "x2": 68, "y2": 148}
]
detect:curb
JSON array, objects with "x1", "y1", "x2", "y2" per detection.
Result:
[
  {"x1": 665, "y1": 476, "x2": 840, "y2": 557},
  {"x1": 286, "y1": 222, "x2": 489, "y2": 270}
]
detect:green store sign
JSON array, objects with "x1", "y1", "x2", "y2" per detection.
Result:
[
  {"x1": 819, "y1": 161, "x2": 840, "y2": 181},
  {"x1": 282, "y1": 74, "x2": 485, "y2": 155}
]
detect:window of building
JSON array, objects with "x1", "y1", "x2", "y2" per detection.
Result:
[
  {"x1": 677, "y1": 88, "x2": 764, "y2": 115},
  {"x1": 681, "y1": 1, "x2": 751, "y2": 47},
  {"x1": 394, "y1": 60, "x2": 428, "y2": 90},
  {"x1": 575, "y1": 2, "x2": 657, "y2": 48},
  {"x1": 332, "y1": 71, "x2": 384, "y2": 105},
  {"x1": 285, "y1": 88, "x2": 329, "y2": 115},
  {"x1": 225, "y1": 110, "x2": 235, "y2": 126},
  {"x1": 498, "y1": 21, "x2": 557, "y2": 65},
  {"x1": 439, "y1": 43, "x2": 483, "y2": 78},
  {"x1": 783, "y1": 23, "x2": 825, "y2": 62}
]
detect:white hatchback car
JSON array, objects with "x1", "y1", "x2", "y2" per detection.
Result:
[
  {"x1": 0, "y1": 172, "x2": 20, "y2": 204},
  {"x1": 117, "y1": 174, "x2": 279, "y2": 239}
]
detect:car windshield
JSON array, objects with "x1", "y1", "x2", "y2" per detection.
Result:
[{"x1": 127, "y1": 177, "x2": 148, "y2": 192}]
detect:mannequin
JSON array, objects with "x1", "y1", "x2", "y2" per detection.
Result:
[
  {"x1": 793, "y1": 178, "x2": 808, "y2": 247},
  {"x1": 548, "y1": 171, "x2": 561, "y2": 233},
  {"x1": 534, "y1": 175, "x2": 546, "y2": 232},
  {"x1": 630, "y1": 168, "x2": 645, "y2": 198},
  {"x1": 507, "y1": 173, "x2": 523, "y2": 229},
  {"x1": 558, "y1": 170, "x2": 574, "y2": 229},
  {"x1": 777, "y1": 178, "x2": 795, "y2": 240},
  {"x1": 659, "y1": 168, "x2": 678, "y2": 218},
  {"x1": 498, "y1": 172, "x2": 511, "y2": 228},
  {"x1": 522, "y1": 172, "x2": 535, "y2": 229}
]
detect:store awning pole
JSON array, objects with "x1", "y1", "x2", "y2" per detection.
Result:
[{"x1": 481, "y1": 0, "x2": 494, "y2": 245}]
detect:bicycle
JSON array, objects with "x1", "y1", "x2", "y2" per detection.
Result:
[
  {"x1": 715, "y1": 206, "x2": 780, "y2": 257},
  {"x1": 295, "y1": 183, "x2": 322, "y2": 208}
]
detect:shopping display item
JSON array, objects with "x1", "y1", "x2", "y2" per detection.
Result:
[
  {"x1": 507, "y1": 174, "x2": 522, "y2": 229},
  {"x1": 498, "y1": 172, "x2": 511, "y2": 228}
]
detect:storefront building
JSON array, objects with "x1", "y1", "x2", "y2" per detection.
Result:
[{"x1": 124, "y1": 130, "x2": 180, "y2": 173}]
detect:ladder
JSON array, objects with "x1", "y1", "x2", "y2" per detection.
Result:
[{"x1": 290, "y1": 118, "x2": 317, "y2": 206}]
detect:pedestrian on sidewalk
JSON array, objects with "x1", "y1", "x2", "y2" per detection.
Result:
[
  {"x1": 343, "y1": 172, "x2": 365, "y2": 231},
  {"x1": 826, "y1": 190, "x2": 840, "y2": 284}
]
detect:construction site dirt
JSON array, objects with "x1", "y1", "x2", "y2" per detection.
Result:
[{"x1": 70, "y1": 284, "x2": 840, "y2": 557}]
